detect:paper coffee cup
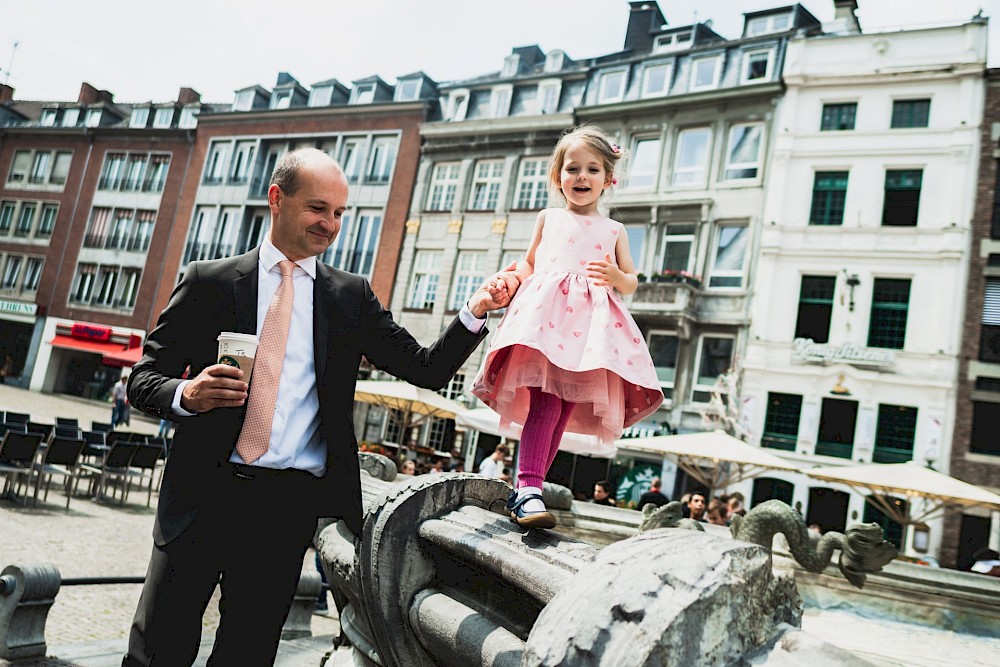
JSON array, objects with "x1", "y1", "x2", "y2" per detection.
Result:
[{"x1": 217, "y1": 332, "x2": 258, "y2": 379}]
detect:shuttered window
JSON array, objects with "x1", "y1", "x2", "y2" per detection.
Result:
[{"x1": 983, "y1": 279, "x2": 1000, "y2": 325}]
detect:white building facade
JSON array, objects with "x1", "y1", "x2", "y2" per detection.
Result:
[{"x1": 738, "y1": 20, "x2": 988, "y2": 560}]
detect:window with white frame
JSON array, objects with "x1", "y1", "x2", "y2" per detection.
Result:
[
  {"x1": 648, "y1": 331, "x2": 680, "y2": 400},
  {"x1": 0, "y1": 201, "x2": 13, "y2": 234},
  {"x1": 514, "y1": 157, "x2": 549, "y2": 209},
  {"x1": 37, "y1": 204, "x2": 57, "y2": 237},
  {"x1": 598, "y1": 70, "x2": 627, "y2": 103},
  {"x1": 625, "y1": 225, "x2": 646, "y2": 272},
  {"x1": 108, "y1": 210, "x2": 132, "y2": 250},
  {"x1": 449, "y1": 251, "x2": 488, "y2": 311},
  {"x1": 340, "y1": 138, "x2": 366, "y2": 183},
  {"x1": 93, "y1": 266, "x2": 119, "y2": 307},
  {"x1": 71, "y1": 264, "x2": 97, "y2": 303},
  {"x1": 83, "y1": 207, "x2": 111, "y2": 248},
  {"x1": 2, "y1": 256, "x2": 22, "y2": 289},
  {"x1": 204, "y1": 143, "x2": 229, "y2": 184},
  {"x1": 309, "y1": 86, "x2": 334, "y2": 107},
  {"x1": 653, "y1": 31, "x2": 692, "y2": 53},
  {"x1": 353, "y1": 85, "x2": 375, "y2": 105},
  {"x1": 30, "y1": 153, "x2": 51, "y2": 184},
  {"x1": 446, "y1": 90, "x2": 469, "y2": 121},
  {"x1": 178, "y1": 107, "x2": 198, "y2": 129},
  {"x1": 230, "y1": 142, "x2": 256, "y2": 184},
  {"x1": 366, "y1": 137, "x2": 397, "y2": 184},
  {"x1": 234, "y1": 89, "x2": 256, "y2": 111},
  {"x1": 642, "y1": 63, "x2": 672, "y2": 97},
  {"x1": 690, "y1": 57, "x2": 721, "y2": 91},
  {"x1": 321, "y1": 210, "x2": 351, "y2": 268},
  {"x1": 273, "y1": 92, "x2": 293, "y2": 109},
  {"x1": 407, "y1": 251, "x2": 443, "y2": 309},
  {"x1": 153, "y1": 108, "x2": 174, "y2": 128},
  {"x1": 539, "y1": 83, "x2": 561, "y2": 114},
  {"x1": 145, "y1": 155, "x2": 169, "y2": 192},
  {"x1": 490, "y1": 86, "x2": 512, "y2": 118},
  {"x1": 130, "y1": 107, "x2": 149, "y2": 128},
  {"x1": 61, "y1": 108, "x2": 80, "y2": 127},
  {"x1": 661, "y1": 223, "x2": 695, "y2": 273},
  {"x1": 708, "y1": 223, "x2": 748, "y2": 288},
  {"x1": 346, "y1": 209, "x2": 383, "y2": 277},
  {"x1": 427, "y1": 162, "x2": 461, "y2": 211},
  {"x1": 693, "y1": 335, "x2": 735, "y2": 403},
  {"x1": 130, "y1": 211, "x2": 155, "y2": 252},
  {"x1": 14, "y1": 203, "x2": 35, "y2": 237},
  {"x1": 544, "y1": 51, "x2": 565, "y2": 72},
  {"x1": 22, "y1": 257, "x2": 42, "y2": 292},
  {"x1": 123, "y1": 155, "x2": 148, "y2": 191},
  {"x1": 427, "y1": 418, "x2": 453, "y2": 450},
  {"x1": 672, "y1": 128, "x2": 712, "y2": 186},
  {"x1": 742, "y1": 49, "x2": 774, "y2": 83},
  {"x1": 501, "y1": 54, "x2": 520, "y2": 78},
  {"x1": 40, "y1": 109, "x2": 57, "y2": 126},
  {"x1": 100, "y1": 153, "x2": 126, "y2": 190},
  {"x1": 7, "y1": 151, "x2": 30, "y2": 184},
  {"x1": 85, "y1": 109, "x2": 102, "y2": 127},
  {"x1": 624, "y1": 138, "x2": 661, "y2": 190},
  {"x1": 724, "y1": 123, "x2": 763, "y2": 180},
  {"x1": 441, "y1": 372, "x2": 467, "y2": 401},
  {"x1": 747, "y1": 12, "x2": 790, "y2": 36},
  {"x1": 118, "y1": 268, "x2": 141, "y2": 309},
  {"x1": 469, "y1": 160, "x2": 504, "y2": 210},
  {"x1": 396, "y1": 79, "x2": 421, "y2": 101}
]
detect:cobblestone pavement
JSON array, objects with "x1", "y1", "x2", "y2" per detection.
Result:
[{"x1": 0, "y1": 384, "x2": 339, "y2": 665}]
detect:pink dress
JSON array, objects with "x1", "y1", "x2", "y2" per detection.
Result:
[{"x1": 471, "y1": 209, "x2": 664, "y2": 450}]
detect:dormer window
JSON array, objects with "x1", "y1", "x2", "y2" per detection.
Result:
[
  {"x1": 598, "y1": 69, "x2": 627, "y2": 104},
  {"x1": 396, "y1": 79, "x2": 421, "y2": 102},
  {"x1": 130, "y1": 107, "x2": 149, "y2": 128},
  {"x1": 179, "y1": 108, "x2": 198, "y2": 129},
  {"x1": 86, "y1": 109, "x2": 103, "y2": 128},
  {"x1": 641, "y1": 63, "x2": 672, "y2": 97},
  {"x1": 690, "y1": 56, "x2": 721, "y2": 92},
  {"x1": 234, "y1": 90, "x2": 256, "y2": 112},
  {"x1": 654, "y1": 31, "x2": 693, "y2": 53},
  {"x1": 446, "y1": 90, "x2": 469, "y2": 121},
  {"x1": 354, "y1": 85, "x2": 375, "y2": 105},
  {"x1": 502, "y1": 54, "x2": 520, "y2": 78},
  {"x1": 153, "y1": 108, "x2": 174, "y2": 128},
  {"x1": 544, "y1": 51, "x2": 564, "y2": 73},
  {"x1": 61, "y1": 108, "x2": 80, "y2": 127},
  {"x1": 309, "y1": 86, "x2": 333, "y2": 107},
  {"x1": 747, "y1": 12, "x2": 791, "y2": 36},
  {"x1": 274, "y1": 92, "x2": 292, "y2": 109},
  {"x1": 539, "y1": 81, "x2": 561, "y2": 114},
  {"x1": 741, "y1": 49, "x2": 774, "y2": 84},
  {"x1": 491, "y1": 85, "x2": 512, "y2": 118},
  {"x1": 40, "y1": 109, "x2": 57, "y2": 126}
]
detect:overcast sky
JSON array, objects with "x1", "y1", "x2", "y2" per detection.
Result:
[{"x1": 1, "y1": 0, "x2": 996, "y2": 104}]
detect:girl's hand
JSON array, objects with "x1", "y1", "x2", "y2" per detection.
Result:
[{"x1": 587, "y1": 253, "x2": 634, "y2": 292}]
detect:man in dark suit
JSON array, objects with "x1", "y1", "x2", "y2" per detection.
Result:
[
  {"x1": 636, "y1": 477, "x2": 670, "y2": 511},
  {"x1": 123, "y1": 148, "x2": 517, "y2": 666}
]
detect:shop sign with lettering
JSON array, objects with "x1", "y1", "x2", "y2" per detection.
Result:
[
  {"x1": 792, "y1": 338, "x2": 895, "y2": 368},
  {"x1": 0, "y1": 299, "x2": 38, "y2": 316},
  {"x1": 71, "y1": 323, "x2": 113, "y2": 341}
]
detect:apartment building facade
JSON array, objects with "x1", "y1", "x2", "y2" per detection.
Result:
[{"x1": 738, "y1": 18, "x2": 988, "y2": 561}]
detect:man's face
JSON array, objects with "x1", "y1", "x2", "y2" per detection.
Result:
[
  {"x1": 688, "y1": 494, "x2": 706, "y2": 518},
  {"x1": 268, "y1": 158, "x2": 348, "y2": 261},
  {"x1": 593, "y1": 484, "x2": 609, "y2": 501}
]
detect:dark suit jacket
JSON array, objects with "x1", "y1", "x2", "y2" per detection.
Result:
[{"x1": 128, "y1": 249, "x2": 486, "y2": 546}]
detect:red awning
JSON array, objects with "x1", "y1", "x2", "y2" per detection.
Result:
[
  {"x1": 102, "y1": 346, "x2": 144, "y2": 368},
  {"x1": 49, "y1": 334, "x2": 128, "y2": 355}
]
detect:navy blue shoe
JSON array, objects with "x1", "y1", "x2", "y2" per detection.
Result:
[
  {"x1": 509, "y1": 493, "x2": 556, "y2": 530},
  {"x1": 506, "y1": 490, "x2": 517, "y2": 512}
]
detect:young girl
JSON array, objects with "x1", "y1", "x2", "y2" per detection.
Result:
[{"x1": 472, "y1": 125, "x2": 664, "y2": 529}]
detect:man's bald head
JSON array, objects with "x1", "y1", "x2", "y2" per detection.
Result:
[{"x1": 270, "y1": 148, "x2": 344, "y2": 197}]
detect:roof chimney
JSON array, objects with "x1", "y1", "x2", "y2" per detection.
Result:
[
  {"x1": 177, "y1": 87, "x2": 201, "y2": 105},
  {"x1": 78, "y1": 82, "x2": 114, "y2": 105},
  {"x1": 624, "y1": 1, "x2": 667, "y2": 53},
  {"x1": 832, "y1": 0, "x2": 861, "y2": 34},
  {"x1": 0, "y1": 84, "x2": 13, "y2": 104}
]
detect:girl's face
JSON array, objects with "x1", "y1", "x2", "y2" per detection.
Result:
[{"x1": 558, "y1": 140, "x2": 612, "y2": 212}]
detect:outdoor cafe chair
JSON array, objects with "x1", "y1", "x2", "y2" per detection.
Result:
[
  {"x1": 4, "y1": 411, "x2": 30, "y2": 426},
  {"x1": 52, "y1": 425, "x2": 83, "y2": 441},
  {"x1": 90, "y1": 421, "x2": 113, "y2": 434},
  {"x1": 27, "y1": 421, "x2": 52, "y2": 441},
  {"x1": 124, "y1": 444, "x2": 163, "y2": 507},
  {"x1": 0, "y1": 430, "x2": 44, "y2": 505},
  {"x1": 55, "y1": 417, "x2": 80, "y2": 429},
  {"x1": 0, "y1": 421, "x2": 27, "y2": 438},
  {"x1": 81, "y1": 430, "x2": 107, "y2": 461},
  {"x1": 80, "y1": 441, "x2": 139, "y2": 505},
  {"x1": 31, "y1": 436, "x2": 86, "y2": 509}
]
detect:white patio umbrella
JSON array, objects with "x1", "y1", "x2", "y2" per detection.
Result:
[
  {"x1": 454, "y1": 406, "x2": 613, "y2": 458},
  {"x1": 616, "y1": 430, "x2": 801, "y2": 495},
  {"x1": 353, "y1": 380, "x2": 466, "y2": 447}
]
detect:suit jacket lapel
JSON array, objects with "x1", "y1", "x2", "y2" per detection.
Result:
[
  {"x1": 313, "y1": 263, "x2": 332, "y2": 381},
  {"x1": 234, "y1": 249, "x2": 259, "y2": 336}
]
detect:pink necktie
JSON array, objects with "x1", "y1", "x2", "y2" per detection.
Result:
[{"x1": 235, "y1": 260, "x2": 295, "y2": 464}]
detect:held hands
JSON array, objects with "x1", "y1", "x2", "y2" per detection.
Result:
[
  {"x1": 469, "y1": 261, "x2": 521, "y2": 318},
  {"x1": 587, "y1": 253, "x2": 636, "y2": 294},
  {"x1": 180, "y1": 364, "x2": 249, "y2": 413}
]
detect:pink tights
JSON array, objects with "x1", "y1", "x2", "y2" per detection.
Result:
[{"x1": 517, "y1": 387, "x2": 575, "y2": 490}]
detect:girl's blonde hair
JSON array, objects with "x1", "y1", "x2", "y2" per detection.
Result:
[{"x1": 548, "y1": 124, "x2": 624, "y2": 192}]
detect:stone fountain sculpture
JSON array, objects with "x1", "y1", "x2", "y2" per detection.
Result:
[{"x1": 317, "y1": 453, "x2": 884, "y2": 666}]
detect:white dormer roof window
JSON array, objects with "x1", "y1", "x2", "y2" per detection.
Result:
[
  {"x1": 353, "y1": 84, "x2": 375, "y2": 105},
  {"x1": 234, "y1": 89, "x2": 256, "y2": 112},
  {"x1": 501, "y1": 54, "x2": 520, "y2": 78},
  {"x1": 654, "y1": 31, "x2": 693, "y2": 53},
  {"x1": 597, "y1": 69, "x2": 628, "y2": 104},
  {"x1": 179, "y1": 107, "x2": 198, "y2": 129},
  {"x1": 273, "y1": 92, "x2": 292, "y2": 109},
  {"x1": 746, "y1": 12, "x2": 791, "y2": 36},
  {"x1": 39, "y1": 109, "x2": 57, "y2": 126},
  {"x1": 446, "y1": 89, "x2": 470, "y2": 122},
  {"x1": 85, "y1": 109, "x2": 103, "y2": 128},
  {"x1": 396, "y1": 79, "x2": 421, "y2": 102},
  {"x1": 491, "y1": 85, "x2": 513, "y2": 118},
  {"x1": 538, "y1": 80, "x2": 562, "y2": 114},
  {"x1": 153, "y1": 107, "x2": 174, "y2": 128},
  {"x1": 61, "y1": 107, "x2": 80, "y2": 127},
  {"x1": 544, "y1": 51, "x2": 565, "y2": 73},
  {"x1": 130, "y1": 107, "x2": 149, "y2": 128},
  {"x1": 309, "y1": 86, "x2": 333, "y2": 107}
]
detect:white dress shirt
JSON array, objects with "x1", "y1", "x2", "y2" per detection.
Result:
[{"x1": 172, "y1": 238, "x2": 487, "y2": 474}]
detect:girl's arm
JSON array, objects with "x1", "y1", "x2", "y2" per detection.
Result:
[
  {"x1": 587, "y1": 228, "x2": 639, "y2": 295},
  {"x1": 516, "y1": 210, "x2": 547, "y2": 282}
]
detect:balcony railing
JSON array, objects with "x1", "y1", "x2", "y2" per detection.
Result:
[
  {"x1": 202, "y1": 175, "x2": 224, "y2": 186},
  {"x1": 814, "y1": 441, "x2": 853, "y2": 459},
  {"x1": 83, "y1": 234, "x2": 106, "y2": 249},
  {"x1": 629, "y1": 280, "x2": 699, "y2": 317},
  {"x1": 872, "y1": 446, "x2": 913, "y2": 464},
  {"x1": 249, "y1": 176, "x2": 269, "y2": 198},
  {"x1": 184, "y1": 241, "x2": 233, "y2": 263},
  {"x1": 127, "y1": 236, "x2": 151, "y2": 252},
  {"x1": 143, "y1": 178, "x2": 166, "y2": 193},
  {"x1": 98, "y1": 176, "x2": 122, "y2": 190}
]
